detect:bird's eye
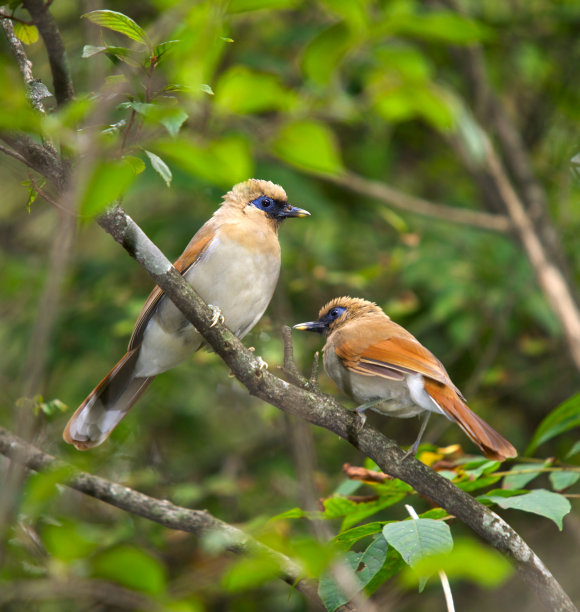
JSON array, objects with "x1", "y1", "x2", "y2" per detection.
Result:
[
  {"x1": 261, "y1": 197, "x2": 273, "y2": 208},
  {"x1": 330, "y1": 308, "x2": 340, "y2": 318}
]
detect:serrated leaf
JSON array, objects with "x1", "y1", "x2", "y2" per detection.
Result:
[
  {"x1": 549, "y1": 471, "x2": 580, "y2": 491},
  {"x1": 481, "y1": 489, "x2": 571, "y2": 530},
  {"x1": 92, "y1": 545, "x2": 167, "y2": 595},
  {"x1": 272, "y1": 119, "x2": 344, "y2": 175},
  {"x1": 13, "y1": 22, "x2": 39, "y2": 45},
  {"x1": 527, "y1": 393, "x2": 580, "y2": 454},
  {"x1": 383, "y1": 519, "x2": 453, "y2": 567},
  {"x1": 145, "y1": 150, "x2": 172, "y2": 187},
  {"x1": 83, "y1": 10, "x2": 149, "y2": 46}
]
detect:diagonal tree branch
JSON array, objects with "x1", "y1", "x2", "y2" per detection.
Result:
[
  {"x1": 95, "y1": 205, "x2": 576, "y2": 612},
  {"x1": 0, "y1": 426, "x2": 325, "y2": 609}
]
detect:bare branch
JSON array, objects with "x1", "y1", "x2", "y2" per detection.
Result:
[
  {"x1": 0, "y1": 426, "x2": 324, "y2": 609},
  {"x1": 324, "y1": 171, "x2": 512, "y2": 233},
  {"x1": 22, "y1": 0, "x2": 74, "y2": 106},
  {"x1": 96, "y1": 205, "x2": 576, "y2": 612}
]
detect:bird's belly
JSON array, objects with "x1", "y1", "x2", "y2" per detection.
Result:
[
  {"x1": 135, "y1": 238, "x2": 280, "y2": 377},
  {"x1": 324, "y1": 351, "x2": 437, "y2": 419}
]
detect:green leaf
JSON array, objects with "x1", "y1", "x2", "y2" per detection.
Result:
[
  {"x1": 318, "y1": 536, "x2": 388, "y2": 612},
  {"x1": 92, "y1": 545, "x2": 167, "y2": 595},
  {"x1": 480, "y1": 489, "x2": 571, "y2": 530},
  {"x1": 222, "y1": 552, "x2": 282, "y2": 591},
  {"x1": 272, "y1": 120, "x2": 344, "y2": 175},
  {"x1": 502, "y1": 463, "x2": 544, "y2": 490},
  {"x1": 200, "y1": 83, "x2": 214, "y2": 95},
  {"x1": 13, "y1": 22, "x2": 39, "y2": 45},
  {"x1": 567, "y1": 440, "x2": 580, "y2": 458},
  {"x1": 391, "y1": 11, "x2": 492, "y2": 45},
  {"x1": 527, "y1": 393, "x2": 580, "y2": 454},
  {"x1": 322, "y1": 487, "x2": 408, "y2": 531},
  {"x1": 42, "y1": 520, "x2": 102, "y2": 562},
  {"x1": 549, "y1": 471, "x2": 580, "y2": 491},
  {"x1": 227, "y1": 0, "x2": 301, "y2": 13},
  {"x1": 82, "y1": 44, "x2": 130, "y2": 61},
  {"x1": 145, "y1": 150, "x2": 172, "y2": 187},
  {"x1": 215, "y1": 66, "x2": 294, "y2": 114},
  {"x1": 335, "y1": 522, "x2": 386, "y2": 548},
  {"x1": 22, "y1": 466, "x2": 74, "y2": 517},
  {"x1": 79, "y1": 158, "x2": 138, "y2": 218},
  {"x1": 403, "y1": 537, "x2": 512, "y2": 588},
  {"x1": 123, "y1": 155, "x2": 146, "y2": 175},
  {"x1": 267, "y1": 507, "x2": 310, "y2": 522},
  {"x1": 302, "y1": 23, "x2": 356, "y2": 85},
  {"x1": 128, "y1": 102, "x2": 188, "y2": 137},
  {"x1": 153, "y1": 135, "x2": 253, "y2": 187},
  {"x1": 82, "y1": 10, "x2": 150, "y2": 45},
  {"x1": 382, "y1": 519, "x2": 453, "y2": 567}
]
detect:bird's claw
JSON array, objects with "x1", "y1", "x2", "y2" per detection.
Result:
[
  {"x1": 256, "y1": 356, "x2": 268, "y2": 371},
  {"x1": 355, "y1": 407, "x2": 367, "y2": 432},
  {"x1": 208, "y1": 304, "x2": 225, "y2": 328}
]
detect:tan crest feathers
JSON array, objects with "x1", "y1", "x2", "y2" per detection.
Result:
[
  {"x1": 223, "y1": 179, "x2": 288, "y2": 209},
  {"x1": 318, "y1": 296, "x2": 385, "y2": 321}
]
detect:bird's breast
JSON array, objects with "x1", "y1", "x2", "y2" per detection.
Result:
[{"x1": 135, "y1": 230, "x2": 280, "y2": 377}]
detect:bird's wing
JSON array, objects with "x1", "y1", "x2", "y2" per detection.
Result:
[
  {"x1": 334, "y1": 324, "x2": 455, "y2": 389},
  {"x1": 128, "y1": 222, "x2": 215, "y2": 350}
]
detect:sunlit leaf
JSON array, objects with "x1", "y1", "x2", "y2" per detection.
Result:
[
  {"x1": 13, "y1": 22, "x2": 39, "y2": 45},
  {"x1": 567, "y1": 440, "x2": 580, "y2": 458},
  {"x1": 272, "y1": 120, "x2": 344, "y2": 175},
  {"x1": 79, "y1": 158, "x2": 138, "y2": 218},
  {"x1": 92, "y1": 545, "x2": 167, "y2": 595},
  {"x1": 479, "y1": 489, "x2": 571, "y2": 530},
  {"x1": 83, "y1": 10, "x2": 150, "y2": 46},
  {"x1": 527, "y1": 393, "x2": 580, "y2": 454},
  {"x1": 215, "y1": 66, "x2": 294, "y2": 113},
  {"x1": 153, "y1": 135, "x2": 253, "y2": 186},
  {"x1": 145, "y1": 150, "x2": 172, "y2": 187}
]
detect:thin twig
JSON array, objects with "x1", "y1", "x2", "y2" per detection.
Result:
[{"x1": 324, "y1": 171, "x2": 511, "y2": 233}]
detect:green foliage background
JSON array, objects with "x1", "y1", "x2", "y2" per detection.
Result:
[{"x1": 1, "y1": 0, "x2": 579, "y2": 610}]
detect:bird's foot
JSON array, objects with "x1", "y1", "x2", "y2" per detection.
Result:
[
  {"x1": 355, "y1": 406, "x2": 368, "y2": 432},
  {"x1": 255, "y1": 356, "x2": 268, "y2": 371},
  {"x1": 208, "y1": 304, "x2": 225, "y2": 328}
]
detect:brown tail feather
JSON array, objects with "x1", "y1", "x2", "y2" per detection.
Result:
[
  {"x1": 424, "y1": 380, "x2": 517, "y2": 461},
  {"x1": 63, "y1": 348, "x2": 154, "y2": 450}
]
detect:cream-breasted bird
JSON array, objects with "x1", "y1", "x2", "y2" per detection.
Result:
[
  {"x1": 294, "y1": 297, "x2": 517, "y2": 460},
  {"x1": 64, "y1": 179, "x2": 309, "y2": 450}
]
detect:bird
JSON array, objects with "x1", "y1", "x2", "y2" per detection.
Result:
[
  {"x1": 63, "y1": 179, "x2": 310, "y2": 450},
  {"x1": 293, "y1": 297, "x2": 517, "y2": 461}
]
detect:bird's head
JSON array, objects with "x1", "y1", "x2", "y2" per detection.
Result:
[
  {"x1": 294, "y1": 297, "x2": 385, "y2": 336},
  {"x1": 225, "y1": 179, "x2": 310, "y2": 226}
]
